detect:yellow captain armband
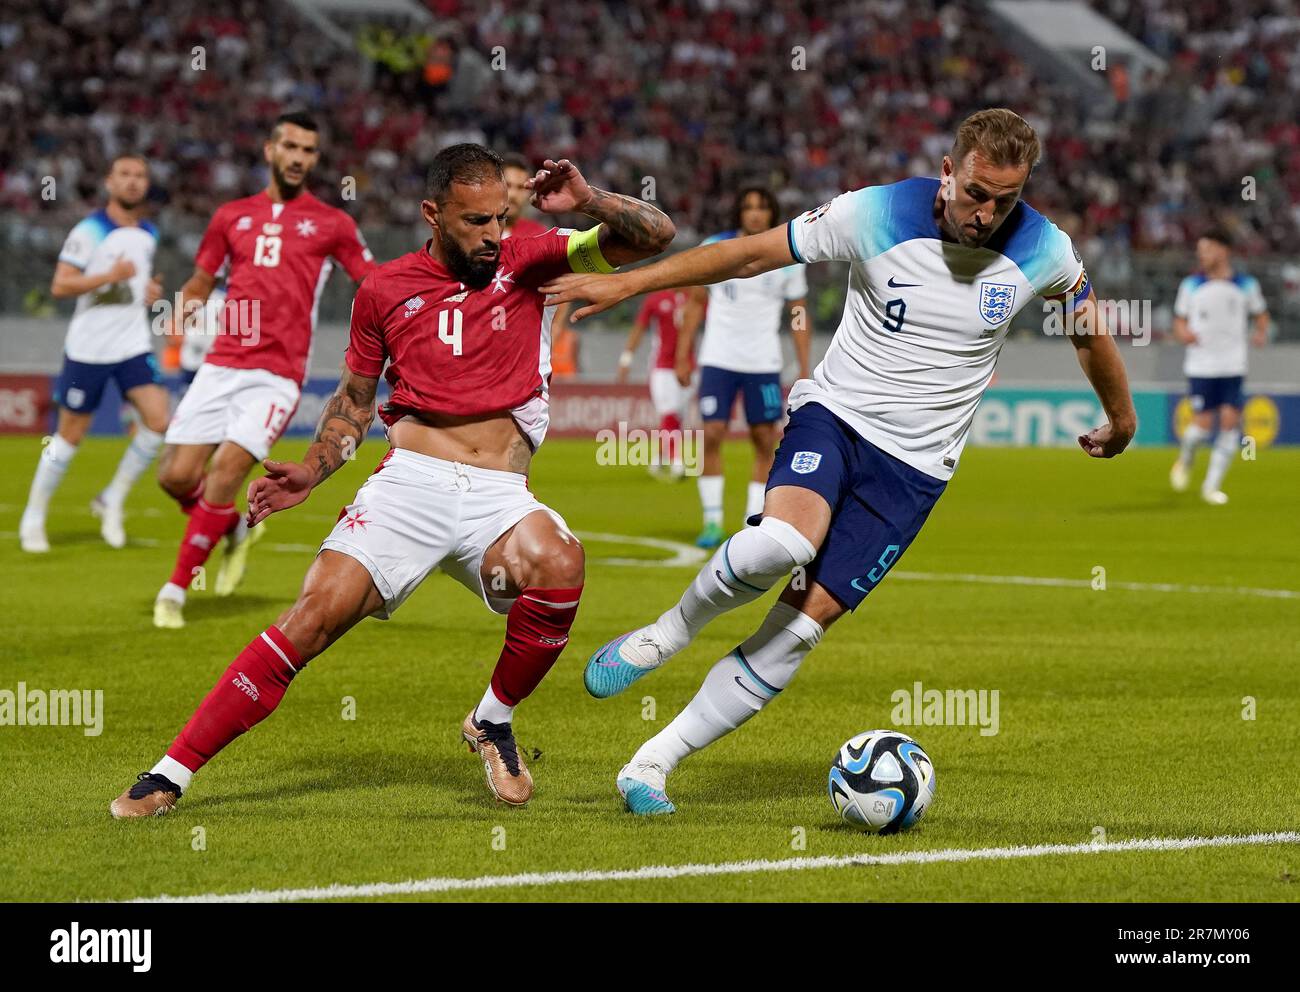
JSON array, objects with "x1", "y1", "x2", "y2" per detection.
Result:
[{"x1": 566, "y1": 225, "x2": 617, "y2": 274}]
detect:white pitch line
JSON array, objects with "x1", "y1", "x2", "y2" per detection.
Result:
[
  {"x1": 3, "y1": 523, "x2": 1294, "y2": 596},
  {"x1": 132, "y1": 830, "x2": 1299, "y2": 903},
  {"x1": 891, "y1": 570, "x2": 1300, "y2": 600}
]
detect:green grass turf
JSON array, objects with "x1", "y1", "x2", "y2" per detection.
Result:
[{"x1": 0, "y1": 434, "x2": 1297, "y2": 902}]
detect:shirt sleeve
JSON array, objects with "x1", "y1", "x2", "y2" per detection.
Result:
[
  {"x1": 783, "y1": 264, "x2": 809, "y2": 300},
  {"x1": 1172, "y1": 278, "x2": 1194, "y2": 318},
  {"x1": 344, "y1": 275, "x2": 386, "y2": 378},
  {"x1": 1035, "y1": 225, "x2": 1089, "y2": 313},
  {"x1": 1245, "y1": 276, "x2": 1268, "y2": 316},
  {"x1": 514, "y1": 225, "x2": 618, "y2": 286},
  {"x1": 332, "y1": 214, "x2": 378, "y2": 283},
  {"x1": 58, "y1": 220, "x2": 96, "y2": 270},
  {"x1": 194, "y1": 207, "x2": 231, "y2": 277},
  {"x1": 787, "y1": 188, "x2": 872, "y2": 264}
]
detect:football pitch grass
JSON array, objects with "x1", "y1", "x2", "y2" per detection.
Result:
[{"x1": 1, "y1": 434, "x2": 1296, "y2": 902}]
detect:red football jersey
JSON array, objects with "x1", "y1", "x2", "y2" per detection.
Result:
[
  {"x1": 503, "y1": 216, "x2": 548, "y2": 239},
  {"x1": 637, "y1": 289, "x2": 690, "y2": 370},
  {"x1": 346, "y1": 227, "x2": 609, "y2": 435},
  {"x1": 195, "y1": 190, "x2": 376, "y2": 384}
]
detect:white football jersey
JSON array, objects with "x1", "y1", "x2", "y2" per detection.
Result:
[
  {"x1": 787, "y1": 178, "x2": 1088, "y2": 480},
  {"x1": 1173, "y1": 272, "x2": 1266, "y2": 378},
  {"x1": 58, "y1": 210, "x2": 158, "y2": 364},
  {"x1": 697, "y1": 230, "x2": 808, "y2": 374},
  {"x1": 181, "y1": 287, "x2": 225, "y2": 373}
]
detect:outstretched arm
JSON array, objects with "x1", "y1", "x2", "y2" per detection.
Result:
[
  {"x1": 1064, "y1": 290, "x2": 1137, "y2": 458},
  {"x1": 246, "y1": 367, "x2": 377, "y2": 525},
  {"x1": 526, "y1": 158, "x2": 674, "y2": 266},
  {"x1": 541, "y1": 224, "x2": 795, "y2": 323}
]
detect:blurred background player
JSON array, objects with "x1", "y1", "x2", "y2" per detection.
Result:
[
  {"x1": 1170, "y1": 228, "x2": 1270, "y2": 505},
  {"x1": 19, "y1": 154, "x2": 167, "y2": 553},
  {"x1": 682, "y1": 187, "x2": 811, "y2": 547},
  {"x1": 109, "y1": 147, "x2": 675, "y2": 816},
  {"x1": 178, "y1": 277, "x2": 225, "y2": 388},
  {"x1": 151, "y1": 111, "x2": 376, "y2": 629},
  {"x1": 618, "y1": 289, "x2": 692, "y2": 478}
]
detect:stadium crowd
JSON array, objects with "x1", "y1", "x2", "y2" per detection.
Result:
[{"x1": 0, "y1": 0, "x2": 1295, "y2": 256}]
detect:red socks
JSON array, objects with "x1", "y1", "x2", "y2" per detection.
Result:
[
  {"x1": 489, "y1": 586, "x2": 583, "y2": 707},
  {"x1": 167, "y1": 626, "x2": 302, "y2": 772},
  {"x1": 176, "y1": 478, "x2": 205, "y2": 516},
  {"x1": 169, "y1": 498, "x2": 240, "y2": 589}
]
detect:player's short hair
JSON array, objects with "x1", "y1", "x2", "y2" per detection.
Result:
[
  {"x1": 733, "y1": 186, "x2": 779, "y2": 229},
  {"x1": 426, "y1": 143, "x2": 505, "y2": 204},
  {"x1": 271, "y1": 111, "x2": 320, "y2": 141},
  {"x1": 952, "y1": 108, "x2": 1041, "y2": 171},
  {"x1": 500, "y1": 152, "x2": 531, "y2": 175},
  {"x1": 108, "y1": 152, "x2": 148, "y2": 173},
  {"x1": 1201, "y1": 226, "x2": 1233, "y2": 248}
]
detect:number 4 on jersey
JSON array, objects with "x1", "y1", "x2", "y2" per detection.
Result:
[{"x1": 438, "y1": 308, "x2": 463, "y2": 356}]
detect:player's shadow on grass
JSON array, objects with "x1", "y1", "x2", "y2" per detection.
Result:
[
  {"x1": 162, "y1": 594, "x2": 284, "y2": 622},
  {"x1": 182, "y1": 748, "x2": 496, "y2": 815}
]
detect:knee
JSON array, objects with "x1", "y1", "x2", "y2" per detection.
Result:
[
  {"x1": 275, "y1": 595, "x2": 341, "y2": 663},
  {"x1": 756, "y1": 515, "x2": 817, "y2": 568},
  {"x1": 528, "y1": 536, "x2": 586, "y2": 589},
  {"x1": 157, "y1": 459, "x2": 197, "y2": 498}
]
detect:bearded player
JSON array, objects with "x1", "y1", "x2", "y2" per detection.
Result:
[
  {"x1": 109, "y1": 146, "x2": 674, "y2": 815},
  {"x1": 151, "y1": 111, "x2": 377, "y2": 629},
  {"x1": 544, "y1": 109, "x2": 1136, "y2": 815}
]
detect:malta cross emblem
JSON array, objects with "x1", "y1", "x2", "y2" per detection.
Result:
[
  {"x1": 342, "y1": 508, "x2": 368, "y2": 532},
  {"x1": 296, "y1": 218, "x2": 318, "y2": 237},
  {"x1": 490, "y1": 269, "x2": 514, "y2": 294}
]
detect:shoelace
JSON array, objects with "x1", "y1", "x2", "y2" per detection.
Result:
[
  {"x1": 127, "y1": 771, "x2": 181, "y2": 800},
  {"x1": 477, "y1": 721, "x2": 522, "y2": 776}
]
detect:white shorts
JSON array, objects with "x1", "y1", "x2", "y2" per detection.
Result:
[
  {"x1": 649, "y1": 367, "x2": 691, "y2": 419},
  {"x1": 164, "y1": 363, "x2": 300, "y2": 461},
  {"x1": 320, "y1": 448, "x2": 573, "y2": 619}
]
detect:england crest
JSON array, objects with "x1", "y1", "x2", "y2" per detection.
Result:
[
  {"x1": 791, "y1": 451, "x2": 822, "y2": 474},
  {"x1": 978, "y1": 281, "x2": 1016, "y2": 325}
]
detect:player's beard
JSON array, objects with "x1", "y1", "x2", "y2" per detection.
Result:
[
  {"x1": 441, "y1": 229, "x2": 499, "y2": 289},
  {"x1": 271, "y1": 161, "x2": 308, "y2": 199}
]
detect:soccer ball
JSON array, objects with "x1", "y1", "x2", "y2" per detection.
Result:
[{"x1": 828, "y1": 730, "x2": 935, "y2": 833}]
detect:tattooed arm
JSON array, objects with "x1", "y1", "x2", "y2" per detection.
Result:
[
  {"x1": 526, "y1": 158, "x2": 674, "y2": 266},
  {"x1": 246, "y1": 368, "x2": 378, "y2": 526}
]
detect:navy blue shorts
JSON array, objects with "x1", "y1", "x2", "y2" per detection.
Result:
[
  {"x1": 53, "y1": 353, "x2": 162, "y2": 414},
  {"x1": 1188, "y1": 376, "x2": 1244, "y2": 412},
  {"x1": 764, "y1": 402, "x2": 947, "y2": 612},
  {"x1": 697, "y1": 366, "x2": 783, "y2": 425}
]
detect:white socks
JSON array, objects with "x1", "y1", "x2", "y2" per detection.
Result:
[
  {"x1": 634, "y1": 516, "x2": 815, "y2": 665},
  {"x1": 698, "y1": 474, "x2": 723, "y2": 528},
  {"x1": 101, "y1": 426, "x2": 164, "y2": 508},
  {"x1": 1177, "y1": 422, "x2": 1210, "y2": 467},
  {"x1": 157, "y1": 582, "x2": 187, "y2": 606},
  {"x1": 633, "y1": 601, "x2": 825, "y2": 773},
  {"x1": 1204, "y1": 428, "x2": 1240, "y2": 493},
  {"x1": 475, "y1": 683, "x2": 515, "y2": 725},
  {"x1": 745, "y1": 481, "x2": 766, "y2": 522},
  {"x1": 150, "y1": 754, "x2": 194, "y2": 791},
  {"x1": 21, "y1": 434, "x2": 78, "y2": 528}
]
